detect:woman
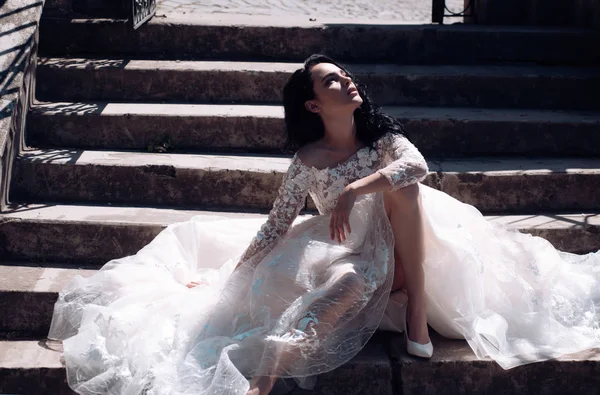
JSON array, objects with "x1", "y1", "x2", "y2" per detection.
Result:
[{"x1": 49, "y1": 55, "x2": 600, "y2": 395}]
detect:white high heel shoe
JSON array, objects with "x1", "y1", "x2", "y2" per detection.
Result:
[{"x1": 404, "y1": 307, "x2": 433, "y2": 359}]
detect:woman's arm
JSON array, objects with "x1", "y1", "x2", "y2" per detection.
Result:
[
  {"x1": 329, "y1": 133, "x2": 428, "y2": 242},
  {"x1": 345, "y1": 171, "x2": 400, "y2": 196},
  {"x1": 236, "y1": 154, "x2": 310, "y2": 270}
]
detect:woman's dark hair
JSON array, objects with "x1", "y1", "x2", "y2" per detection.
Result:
[{"x1": 282, "y1": 54, "x2": 406, "y2": 152}]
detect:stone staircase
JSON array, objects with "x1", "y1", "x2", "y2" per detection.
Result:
[{"x1": 1, "y1": 9, "x2": 600, "y2": 395}]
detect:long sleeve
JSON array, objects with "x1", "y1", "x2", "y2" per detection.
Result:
[
  {"x1": 376, "y1": 133, "x2": 428, "y2": 190},
  {"x1": 239, "y1": 154, "x2": 311, "y2": 265}
]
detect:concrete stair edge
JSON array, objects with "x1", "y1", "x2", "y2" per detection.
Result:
[
  {"x1": 27, "y1": 102, "x2": 600, "y2": 157},
  {"x1": 0, "y1": 335, "x2": 598, "y2": 395},
  {"x1": 29, "y1": 101, "x2": 600, "y2": 122},
  {"x1": 1, "y1": 204, "x2": 599, "y2": 265},
  {"x1": 37, "y1": 15, "x2": 600, "y2": 65},
  {"x1": 35, "y1": 59, "x2": 600, "y2": 110},
  {"x1": 11, "y1": 150, "x2": 600, "y2": 212}
]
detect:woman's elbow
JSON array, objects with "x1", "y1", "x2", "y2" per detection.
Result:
[{"x1": 414, "y1": 161, "x2": 429, "y2": 182}]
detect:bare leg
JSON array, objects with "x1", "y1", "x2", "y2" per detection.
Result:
[
  {"x1": 247, "y1": 376, "x2": 277, "y2": 395},
  {"x1": 391, "y1": 248, "x2": 406, "y2": 292},
  {"x1": 247, "y1": 271, "x2": 366, "y2": 395},
  {"x1": 383, "y1": 184, "x2": 430, "y2": 345}
]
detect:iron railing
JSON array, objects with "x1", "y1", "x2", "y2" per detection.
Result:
[
  {"x1": 133, "y1": 0, "x2": 157, "y2": 29},
  {"x1": 432, "y1": 0, "x2": 476, "y2": 24}
]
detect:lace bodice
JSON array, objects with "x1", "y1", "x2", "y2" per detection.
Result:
[{"x1": 240, "y1": 132, "x2": 428, "y2": 262}]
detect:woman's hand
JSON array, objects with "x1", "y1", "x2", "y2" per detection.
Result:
[{"x1": 330, "y1": 186, "x2": 357, "y2": 243}]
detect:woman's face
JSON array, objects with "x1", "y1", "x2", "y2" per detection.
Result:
[{"x1": 305, "y1": 62, "x2": 363, "y2": 116}]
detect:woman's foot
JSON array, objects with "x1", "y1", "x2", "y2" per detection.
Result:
[
  {"x1": 247, "y1": 376, "x2": 277, "y2": 395},
  {"x1": 404, "y1": 303, "x2": 433, "y2": 358},
  {"x1": 406, "y1": 304, "x2": 430, "y2": 345}
]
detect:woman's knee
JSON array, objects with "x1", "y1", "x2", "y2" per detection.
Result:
[
  {"x1": 338, "y1": 272, "x2": 366, "y2": 299},
  {"x1": 384, "y1": 183, "x2": 421, "y2": 214}
]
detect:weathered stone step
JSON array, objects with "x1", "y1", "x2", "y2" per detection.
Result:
[
  {"x1": 44, "y1": 0, "x2": 128, "y2": 18},
  {"x1": 36, "y1": 58, "x2": 600, "y2": 110},
  {"x1": 0, "y1": 204, "x2": 266, "y2": 265},
  {"x1": 27, "y1": 102, "x2": 600, "y2": 157},
  {"x1": 3, "y1": 337, "x2": 391, "y2": 395},
  {"x1": 0, "y1": 340, "x2": 74, "y2": 395},
  {"x1": 0, "y1": 264, "x2": 96, "y2": 337},
  {"x1": 10, "y1": 150, "x2": 600, "y2": 212},
  {"x1": 0, "y1": 204, "x2": 598, "y2": 266},
  {"x1": 38, "y1": 14, "x2": 600, "y2": 65},
  {"x1": 2, "y1": 223, "x2": 599, "y2": 335},
  {"x1": 0, "y1": 335, "x2": 598, "y2": 395}
]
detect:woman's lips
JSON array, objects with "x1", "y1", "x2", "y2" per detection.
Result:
[{"x1": 347, "y1": 88, "x2": 358, "y2": 96}]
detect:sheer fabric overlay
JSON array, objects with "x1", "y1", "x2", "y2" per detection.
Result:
[{"x1": 48, "y1": 133, "x2": 600, "y2": 395}]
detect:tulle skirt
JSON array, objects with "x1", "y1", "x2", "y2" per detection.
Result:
[{"x1": 48, "y1": 185, "x2": 600, "y2": 394}]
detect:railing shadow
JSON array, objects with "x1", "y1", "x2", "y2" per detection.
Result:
[
  {"x1": 488, "y1": 213, "x2": 600, "y2": 229},
  {"x1": 0, "y1": 1, "x2": 43, "y2": 104},
  {"x1": 32, "y1": 101, "x2": 107, "y2": 116},
  {"x1": 38, "y1": 57, "x2": 130, "y2": 70},
  {"x1": 0, "y1": 20, "x2": 37, "y2": 39},
  {"x1": 0, "y1": 37, "x2": 33, "y2": 105},
  {"x1": 0, "y1": 99, "x2": 15, "y2": 119},
  {"x1": 0, "y1": 1, "x2": 42, "y2": 21},
  {"x1": 0, "y1": 0, "x2": 44, "y2": 211},
  {"x1": 2, "y1": 201, "x2": 55, "y2": 214},
  {"x1": 19, "y1": 148, "x2": 83, "y2": 165}
]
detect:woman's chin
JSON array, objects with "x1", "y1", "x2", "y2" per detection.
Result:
[{"x1": 348, "y1": 96, "x2": 363, "y2": 108}]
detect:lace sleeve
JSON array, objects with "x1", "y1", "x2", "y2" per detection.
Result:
[
  {"x1": 376, "y1": 133, "x2": 428, "y2": 190},
  {"x1": 239, "y1": 154, "x2": 311, "y2": 264}
]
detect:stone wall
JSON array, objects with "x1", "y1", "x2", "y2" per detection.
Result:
[
  {"x1": 44, "y1": 0, "x2": 128, "y2": 16},
  {"x1": 0, "y1": 0, "x2": 43, "y2": 211},
  {"x1": 473, "y1": 0, "x2": 600, "y2": 28},
  {"x1": 573, "y1": 0, "x2": 600, "y2": 28}
]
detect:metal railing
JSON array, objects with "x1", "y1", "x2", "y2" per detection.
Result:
[
  {"x1": 133, "y1": 0, "x2": 157, "y2": 29},
  {"x1": 432, "y1": 0, "x2": 476, "y2": 24}
]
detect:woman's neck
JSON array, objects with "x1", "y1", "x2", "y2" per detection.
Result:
[{"x1": 321, "y1": 114, "x2": 359, "y2": 150}]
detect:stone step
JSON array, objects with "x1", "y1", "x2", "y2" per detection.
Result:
[
  {"x1": 0, "y1": 204, "x2": 598, "y2": 266},
  {"x1": 35, "y1": 58, "x2": 600, "y2": 110},
  {"x1": 10, "y1": 150, "x2": 600, "y2": 212},
  {"x1": 27, "y1": 102, "x2": 600, "y2": 157},
  {"x1": 0, "y1": 264, "x2": 96, "y2": 337},
  {"x1": 388, "y1": 334, "x2": 600, "y2": 395},
  {"x1": 44, "y1": 0, "x2": 128, "y2": 18},
  {"x1": 3, "y1": 228, "x2": 600, "y2": 335},
  {"x1": 0, "y1": 204, "x2": 266, "y2": 265},
  {"x1": 0, "y1": 335, "x2": 598, "y2": 395},
  {"x1": 37, "y1": 14, "x2": 600, "y2": 65},
  {"x1": 0, "y1": 340, "x2": 74, "y2": 395}
]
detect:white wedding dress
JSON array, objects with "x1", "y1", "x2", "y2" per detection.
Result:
[{"x1": 48, "y1": 133, "x2": 600, "y2": 395}]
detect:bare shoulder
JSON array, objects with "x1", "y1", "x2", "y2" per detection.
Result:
[{"x1": 296, "y1": 142, "x2": 327, "y2": 168}]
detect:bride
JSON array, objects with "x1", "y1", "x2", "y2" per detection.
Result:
[{"x1": 48, "y1": 54, "x2": 600, "y2": 395}]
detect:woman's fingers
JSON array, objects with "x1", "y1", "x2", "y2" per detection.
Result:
[
  {"x1": 338, "y1": 221, "x2": 346, "y2": 242},
  {"x1": 330, "y1": 209, "x2": 351, "y2": 243},
  {"x1": 331, "y1": 213, "x2": 341, "y2": 242},
  {"x1": 338, "y1": 214, "x2": 347, "y2": 243}
]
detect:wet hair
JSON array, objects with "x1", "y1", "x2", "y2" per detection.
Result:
[{"x1": 282, "y1": 54, "x2": 406, "y2": 152}]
